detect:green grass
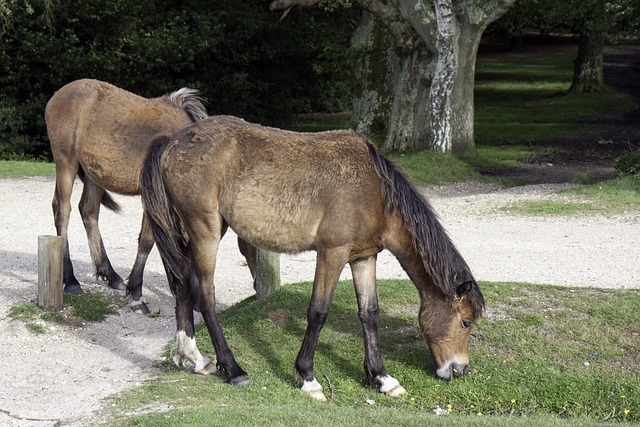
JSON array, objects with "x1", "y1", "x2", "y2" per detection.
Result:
[
  {"x1": 102, "y1": 280, "x2": 639, "y2": 426},
  {"x1": 0, "y1": 160, "x2": 55, "y2": 178},
  {"x1": 63, "y1": 291, "x2": 120, "y2": 321},
  {"x1": 505, "y1": 176, "x2": 640, "y2": 215},
  {"x1": 7, "y1": 290, "x2": 123, "y2": 332},
  {"x1": 387, "y1": 150, "x2": 484, "y2": 186},
  {"x1": 8, "y1": 304, "x2": 49, "y2": 333},
  {"x1": 475, "y1": 52, "x2": 620, "y2": 146},
  {"x1": 288, "y1": 112, "x2": 352, "y2": 133}
]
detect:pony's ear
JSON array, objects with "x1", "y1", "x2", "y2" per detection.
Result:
[{"x1": 455, "y1": 281, "x2": 473, "y2": 300}]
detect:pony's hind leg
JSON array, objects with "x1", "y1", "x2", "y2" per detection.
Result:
[
  {"x1": 172, "y1": 272, "x2": 217, "y2": 374},
  {"x1": 127, "y1": 212, "x2": 154, "y2": 314},
  {"x1": 350, "y1": 256, "x2": 406, "y2": 397},
  {"x1": 52, "y1": 162, "x2": 83, "y2": 294},
  {"x1": 189, "y1": 214, "x2": 249, "y2": 386},
  {"x1": 78, "y1": 178, "x2": 126, "y2": 290}
]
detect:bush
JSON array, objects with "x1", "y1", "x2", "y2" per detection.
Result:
[
  {"x1": 0, "y1": 0, "x2": 358, "y2": 160},
  {"x1": 614, "y1": 150, "x2": 640, "y2": 176}
]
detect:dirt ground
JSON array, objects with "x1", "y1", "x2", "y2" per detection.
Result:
[{"x1": 0, "y1": 44, "x2": 638, "y2": 426}]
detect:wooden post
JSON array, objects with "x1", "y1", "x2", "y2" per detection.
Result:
[
  {"x1": 254, "y1": 248, "x2": 280, "y2": 300},
  {"x1": 38, "y1": 235, "x2": 64, "y2": 311}
]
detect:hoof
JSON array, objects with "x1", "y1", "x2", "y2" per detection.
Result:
[
  {"x1": 301, "y1": 379, "x2": 327, "y2": 401},
  {"x1": 64, "y1": 284, "x2": 83, "y2": 295},
  {"x1": 306, "y1": 390, "x2": 327, "y2": 401},
  {"x1": 229, "y1": 375, "x2": 251, "y2": 387},
  {"x1": 383, "y1": 383, "x2": 406, "y2": 397},
  {"x1": 130, "y1": 300, "x2": 150, "y2": 315},
  {"x1": 378, "y1": 375, "x2": 406, "y2": 397},
  {"x1": 108, "y1": 278, "x2": 126, "y2": 291}
]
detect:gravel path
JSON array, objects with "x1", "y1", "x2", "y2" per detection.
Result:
[{"x1": 0, "y1": 177, "x2": 638, "y2": 426}]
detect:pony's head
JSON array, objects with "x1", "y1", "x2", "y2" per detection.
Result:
[{"x1": 419, "y1": 280, "x2": 484, "y2": 380}]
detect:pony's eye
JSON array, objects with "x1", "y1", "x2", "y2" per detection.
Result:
[{"x1": 461, "y1": 319, "x2": 472, "y2": 329}]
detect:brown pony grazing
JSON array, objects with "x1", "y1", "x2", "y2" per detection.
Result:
[
  {"x1": 140, "y1": 115, "x2": 485, "y2": 400},
  {"x1": 45, "y1": 80, "x2": 256, "y2": 312}
]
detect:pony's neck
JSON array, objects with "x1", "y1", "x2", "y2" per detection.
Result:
[{"x1": 384, "y1": 215, "x2": 434, "y2": 298}]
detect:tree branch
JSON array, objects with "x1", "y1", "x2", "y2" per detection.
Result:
[
  {"x1": 269, "y1": 0, "x2": 322, "y2": 20},
  {"x1": 355, "y1": 0, "x2": 420, "y2": 54}
]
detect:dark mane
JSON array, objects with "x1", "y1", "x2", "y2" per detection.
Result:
[
  {"x1": 165, "y1": 88, "x2": 208, "y2": 122},
  {"x1": 366, "y1": 141, "x2": 484, "y2": 317}
]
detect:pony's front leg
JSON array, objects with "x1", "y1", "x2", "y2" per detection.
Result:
[
  {"x1": 295, "y1": 248, "x2": 348, "y2": 401},
  {"x1": 237, "y1": 237, "x2": 256, "y2": 280},
  {"x1": 350, "y1": 256, "x2": 406, "y2": 397},
  {"x1": 127, "y1": 212, "x2": 154, "y2": 314}
]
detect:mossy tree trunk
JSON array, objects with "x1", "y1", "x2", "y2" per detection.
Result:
[
  {"x1": 569, "y1": 30, "x2": 604, "y2": 94},
  {"x1": 351, "y1": 11, "x2": 434, "y2": 151},
  {"x1": 272, "y1": 0, "x2": 515, "y2": 156},
  {"x1": 569, "y1": 0, "x2": 606, "y2": 94}
]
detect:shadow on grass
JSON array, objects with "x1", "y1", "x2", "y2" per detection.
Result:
[{"x1": 195, "y1": 280, "x2": 436, "y2": 388}]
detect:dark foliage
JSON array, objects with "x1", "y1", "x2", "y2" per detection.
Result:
[
  {"x1": 0, "y1": 0, "x2": 358, "y2": 159},
  {"x1": 615, "y1": 150, "x2": 640, "y2": 176}
]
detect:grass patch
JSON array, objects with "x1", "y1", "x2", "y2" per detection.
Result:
[
  {"x1": 572, "y1": 175, "x2": 640, "y2": 210},
  {"x1": 103, "y1": 280, "x2": 639, "y2": 426},
  {"x1": 288, "y1": 112, "x2": 351, "y2": 133},
  {"x1": 505, "y1": 200, "x2": 601, "y2": 215},
  {"x1": 0, "y1": 160, "x2": 55, "y2": 178},
  {"x1": 8, "y1": 304, "x2": 49, "y2": 334},
  {"x1": 505, "y1": 176, "x2": 640, "y2": 215},
  {"x1": 475, "y1": 53, "x2": 619, "y2": 146},
  {"x1": 387, "y1": 150, "x2": 484, "y2": 186},
  {"x1": 7, "y1": 290, "x2": 123, "y2": 332},
  {"x1": 64, "y1": 291, "x2": 120, "y2": 322}
]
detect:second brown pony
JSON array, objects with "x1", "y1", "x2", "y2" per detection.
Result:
[
  {"x1": 46, "y1": 80, "x2": 255, "y2": 311},
  {"x1": 141, "y1": 115, "x2": 485, "y2": 400}
]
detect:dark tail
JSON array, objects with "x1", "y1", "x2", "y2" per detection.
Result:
[
  {"x1": 140, "y1": 136, "x2": 190, "y2": 288},
  {"x1": 77, "y1": 168, "x2": 121, "y2": 212}
]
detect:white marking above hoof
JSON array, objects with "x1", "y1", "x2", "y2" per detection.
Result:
[
  {"x1": 194, "y1": 357, "x2": 217, "y2": 375},
  {"x1": 377, "y1": 375, "x2": 407, "y2": 397},
  {"x1": 301, "y1": 379, "x2": 327, "y2": 401}
]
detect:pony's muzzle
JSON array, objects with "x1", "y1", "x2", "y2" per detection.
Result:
[{"x1": 436, "y1": 362, "x2": 469, "y2": 381}]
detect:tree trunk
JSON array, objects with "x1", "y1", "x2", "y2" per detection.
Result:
[
  {"x1": 350, "y1": 12, "x2": 393, "y2": 137},
  {"x1": 351, "y1": 11, "x2": 434, "y2": 151},
  {"x1": 272, "y1": 0, "x2": 516, "y2": 155},
  {"x1": 398, "y1": 0, "x2": 514, "y2": 156},
  {"x1": 449, "y1": 17, "x2": 487, "y2": 157},
  {"x1": 429, "y1": 0, "x2": 458, "y2": 153},
  {"x1": 569, "y1": 30, "x2": 604, "y2": 94},
  {"x1": 384, "y1": 47, "x2": 433, "y2": 150},
  {"x1": 445, "y1": 0, "x2": 516, "y2": 156}
]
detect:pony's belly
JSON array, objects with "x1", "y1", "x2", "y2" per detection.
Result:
[
  {"x1": 228, "y1": 219, "x2": 318, "y2": 254},
  {"x1": 79, "y1": 150, "x2": 143, "y2": 195}
]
